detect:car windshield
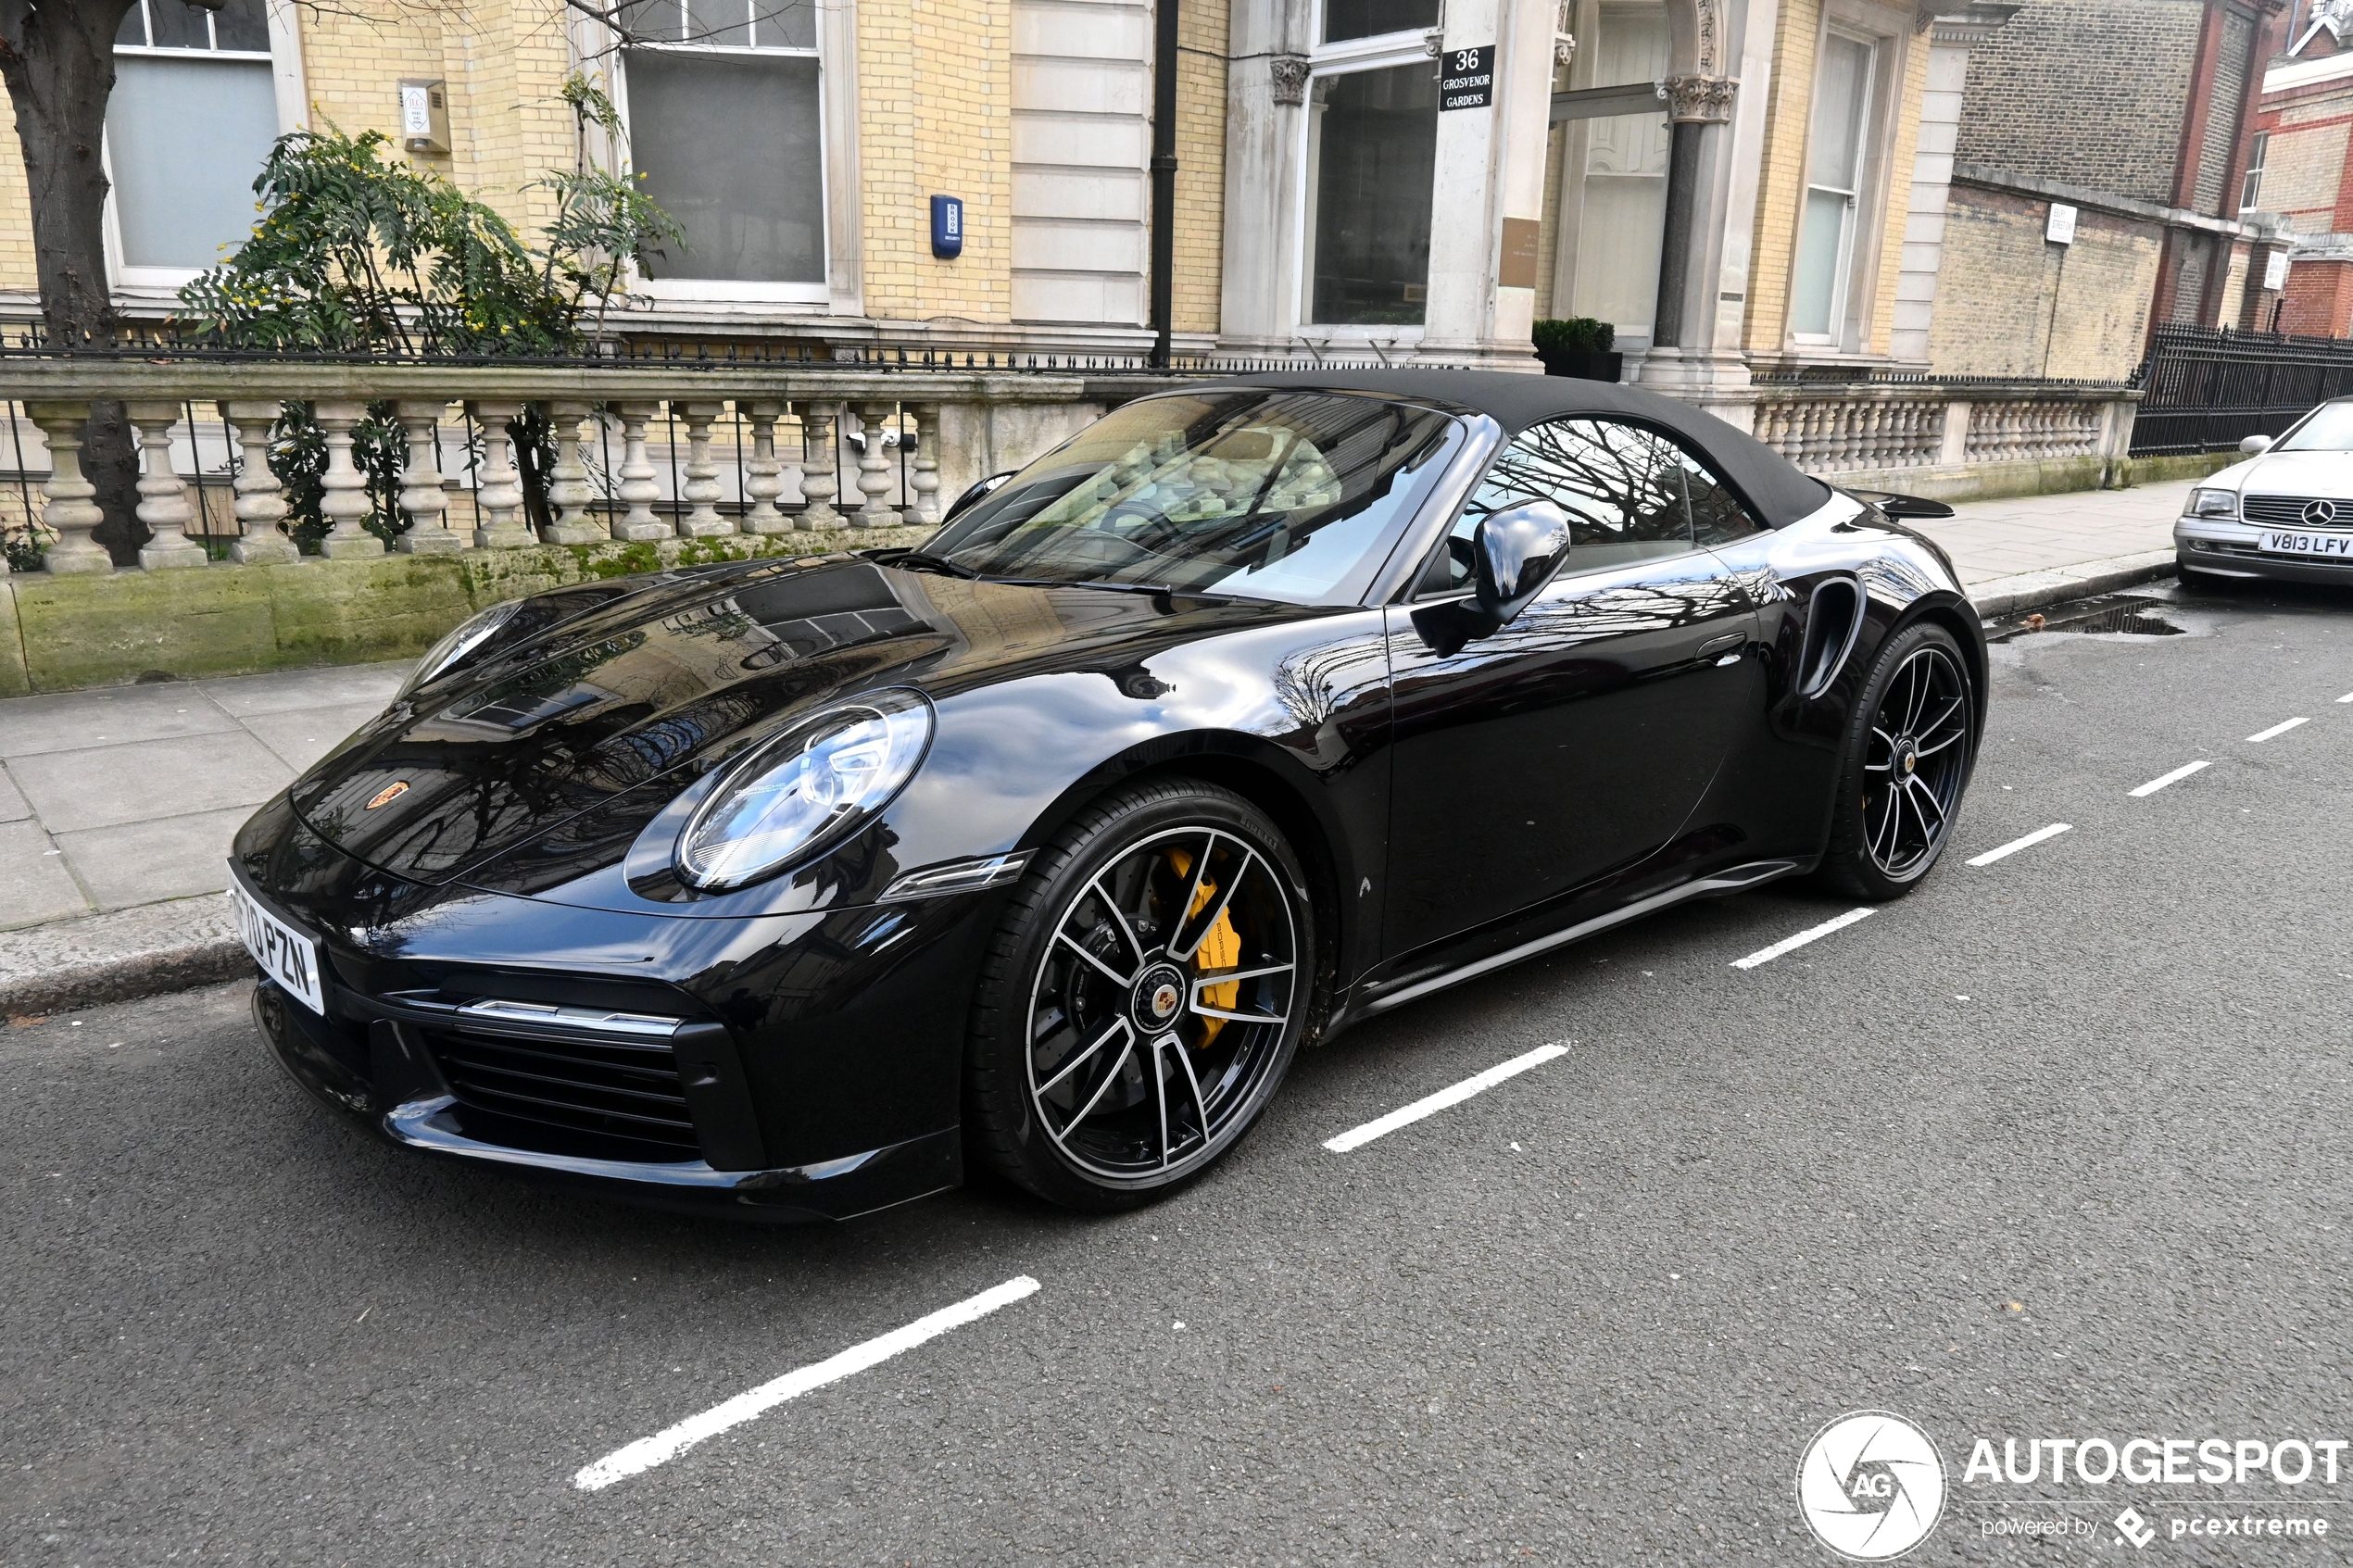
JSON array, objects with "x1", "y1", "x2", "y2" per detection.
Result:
[
  {"x1": 2276, "y1": 402, "x2": 2353, "y2": 451},
  {"x1": 918, "y1": 390, "x2": 1462, "y2": 605}
]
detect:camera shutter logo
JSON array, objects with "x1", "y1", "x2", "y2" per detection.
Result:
[{"x1": 1796, "y1": 1411, "x2": 1946, "y2": 1560}]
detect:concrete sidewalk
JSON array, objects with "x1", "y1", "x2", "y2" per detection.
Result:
[{"x1": 0, "y1": 477, "x2": 2195, "y2": 1013}]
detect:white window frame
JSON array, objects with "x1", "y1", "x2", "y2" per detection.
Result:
[
  {"x1": 102, "y1": 0, "x2": 308, "y2": 296},
  {"x1": 604, "y1": 0, "x2": 861, "y2": 311},
  {"x1": 1786, "y1": 5, "x2": 1906, "y2": 355},
  {"x1": 1290, "y1": 0, "x2": 1443, "y2": 341}
]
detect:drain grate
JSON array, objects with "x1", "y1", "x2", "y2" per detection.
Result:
[{"x1": 1992, "y1": 596, "x2": 2185, "y2": 642}]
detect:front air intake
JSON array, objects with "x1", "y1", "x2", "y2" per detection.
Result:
[{"x1": 421, "y1": 1026, "x2": 702, "y2": 1158}]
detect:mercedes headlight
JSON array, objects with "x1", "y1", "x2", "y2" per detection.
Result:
[
  {"x1": 676, "y1": 689, "x2": 934, "y2": 891},
  {"x1": 401, "y1": 599, "x2": 523, "y2": 697},
  {"x1": 2184, "y1": 487, "x2": 2239, "y2": 520}
]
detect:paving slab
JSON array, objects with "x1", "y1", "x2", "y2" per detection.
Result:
[
  {"x1": 195, "y1": 661, "x2": 410, "y2": 718},
  {"x1": 0, "y1": 818, "x2": 89, "y2": 929},
  {"x1": 7, "y1": 732, "x2": 293, "y2": 834},
  {"x1": 51, "y1": 807, "x2": 252, "y2": 909},
  {"x1": 238, "y1": 701, "x2": 398, "y2": 772},
  {"x1": 0, "y1": 767, "x2": 29, "y2": 824},
  {"x1": 0, "y1": 682, "x2": 242, "y2": 759}
]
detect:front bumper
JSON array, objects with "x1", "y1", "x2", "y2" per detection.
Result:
[
  {"x1": 233, "y1": 808, "x2": 1000, "y2": 1221},
  {"x1": 250, "y1": 978, "x2": 959, "y2": 1221},
  {"x1": 2175, "y1": 519, "x2": 2353, "y2": 585}
]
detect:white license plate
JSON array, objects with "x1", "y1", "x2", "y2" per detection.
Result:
[
  {"x1": 228, "y1": 872, "x2": 325, "y2": 1015},
  {"x1": 2258, "y1": 528, "x2": 2353, "y2": 558}
]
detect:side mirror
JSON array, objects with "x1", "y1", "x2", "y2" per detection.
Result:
[
  {"x1": 1472, "y1": 503, "x2": 1574, "y2": 617},
  {"x1": 944, "y1": 470, "x2": 1014, "y2": 523},
  {"x1": 2240, "y1": 434, "x2": 2274, "y2": 456},
  {"x1": 1412, "y1": 503, "x2": 1573, "y2": 658},
  {"x1": 1852, "y1": 488, "x2": 1956, "y2": 521}
]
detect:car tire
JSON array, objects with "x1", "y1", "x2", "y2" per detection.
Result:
[
  {"x1": 963, "y1": 779, "x2": 1313, "y2": 1211},
  {"x1": 1814, "y1": 620, "x2": 1976, "y2": 902}
]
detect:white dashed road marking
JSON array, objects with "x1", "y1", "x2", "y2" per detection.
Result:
[
  {"x1": 1729, "y1": 907, "x2": 1876, "y2": 971},
  {"x1": 1323, "y1": 1043, "x2": 1569, "y2": 1153},
  {"x1": 2338, "y1": 692, "x2": 2353, "y2": 703},
  {"x1": 572, "y1": 1275, "x2": 1041, "y2": 1492},
  {"x1": 2246, "y1": 717, "x2": 2309, "y2": 743},
  {"x1": 2129, "y1": 759, "x2": 2211, "y2": 797},
  {"x1": 1966, "y1": 822, "x2": 2072, "y2": 867}
]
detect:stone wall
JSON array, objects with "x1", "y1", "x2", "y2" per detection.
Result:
[
  {"x1": 1952, "y1": 0, "x2": 2207, "y2": 207},
  {"x1": 1929, "y1": 182, "x2": 2162, "y2": 380}
]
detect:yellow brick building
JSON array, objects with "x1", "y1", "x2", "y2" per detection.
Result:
[{"x1": 3, "y1": 0, "x2": 1973, "y2": 394}]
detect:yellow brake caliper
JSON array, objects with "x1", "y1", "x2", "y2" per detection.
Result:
[{"x1": 1167, "y1": 848, "x2": 1240, "y2": 1047}]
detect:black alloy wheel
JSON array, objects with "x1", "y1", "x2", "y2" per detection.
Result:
[
  {"x1": 1817, "y1": 621, "x2": 1976, "y2": 899},
  {"x1": 965, "y1": 781, "x2": 1311, "y2": 1210}
]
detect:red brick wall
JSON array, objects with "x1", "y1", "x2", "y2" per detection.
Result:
[{"x1": 2280, "y1": 258, "x2": 2353, "y2": 335}]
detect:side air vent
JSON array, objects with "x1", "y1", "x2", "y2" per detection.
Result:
[{"x1": 1795, "y1": 576, "x2": 1865, "y2": 699}]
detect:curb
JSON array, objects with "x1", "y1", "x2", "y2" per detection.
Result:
[
  {"x1": 1963, "y1": 548, "x2": 2177, "y2": 620},
  {"x1": 3, "y1": 550, "x2": 2181, "y2": 1021},
  {"x1": 0, "y1": 898, "x2": 248, "y2": 1019}
]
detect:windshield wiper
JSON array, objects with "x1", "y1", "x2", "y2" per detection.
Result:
[{"x1": 890, "y1": 549, "x2": 984, "y2": 580}]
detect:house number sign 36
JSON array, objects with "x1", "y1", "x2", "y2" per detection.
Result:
[{"x1": 1441, "y1": 46, "x2": 1496, "y2": 110}]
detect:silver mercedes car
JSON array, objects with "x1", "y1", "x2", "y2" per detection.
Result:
[{"x1": 2176, "y1": 399, "x2": 2353, "y2": 587}]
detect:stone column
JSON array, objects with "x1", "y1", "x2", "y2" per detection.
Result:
[
  {"x1": 1215, "y1": 0, "x2": 1311, "y2": 351},
  {"x1": 221, "y1": 401, "x2": 298, "y2": 564},
  {"x1": 908, "y1": 404, "x2": 944, "y2": 528},
  {"x1": 126, "y1": 402, "x2": 209, "y2": 569},
  {"x1": 851, "y1": 403, "x2": 902, "y2": 528},
  {"x1": 741, "y1": 400, "x2": 792, "y2": 534},
  {"x1": 25, "y1": 403, "x2": 111, "y2": 574},
  {"x1": 392, "y1": 400, "x2": 462, "y2": 554},
  {"x1": 1650, "y1": 76, "x2": 1739, "y2": 351},
  {"x1": 676, "y1": 402, "x2": 731, "y2": 536},
  {"x1": 541, "y1": 400, "x2": 609, "y2": 545},
  {"x1": 798, "y1": 402, "x2": 844, "y2": 529},
  {"x1": 611, "y1": 402, "x2": 669, "y2": 541},
  {"x1": 466, "y1": 400, "x2": 535, "y2": 548},
  {"x1": 313, "y1": 400, "x2": 385, "y2": 558}
]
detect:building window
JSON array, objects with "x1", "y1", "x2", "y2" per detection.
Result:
[
  {"x1": 1791, "y1": 30, "x2": 1878, "y2": 345},
  {"x1": 1550, "y1": 1, "x2": 1673, "y2": 345},
  {"x1": 107, "y1": 0, "x2": 283, "y2": 275},
  {"x1": 619, "y1": 0, "x2": 825, "y2": 291},
  {"x1": 1324, "y1": 0, "x2": 1438, "y2": 44},
  {"x1": 2242, "y1": 130, "x2": 2269, "y2": 212},
  {"x1": 1305, "y1": 63, "x2": 1440, "y2": 325}
]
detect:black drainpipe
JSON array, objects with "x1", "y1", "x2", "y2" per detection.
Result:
[{"x1": 1149, "y1": 0, "x2": 1181, "y2": 367}]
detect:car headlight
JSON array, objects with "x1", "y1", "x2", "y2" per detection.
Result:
[
  {"x1": 676, "y1": 689, "x2": 935, "y2": 891},
  {"x1": 400, "y1": 599, "x2": 523, "y2": 697},
  {"x1": 2184, "y1": 487, "x2": 2239, "y2": 520}
]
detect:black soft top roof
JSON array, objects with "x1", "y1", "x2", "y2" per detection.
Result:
[{"x1": 1190, "y1": 367, "x2": 1833, "y2": 531}]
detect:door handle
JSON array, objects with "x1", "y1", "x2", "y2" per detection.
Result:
[{"x1": 1698, "y1": 632, "x2": 1744, "y2": 657}]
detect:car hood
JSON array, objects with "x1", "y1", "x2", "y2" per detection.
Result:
[
  {"x1": 2228, "y1": 451, "x2": 2353, "y2": 494},
  {"x1": 291, "y1": 555, "x2": 1309, "y2": 886}
]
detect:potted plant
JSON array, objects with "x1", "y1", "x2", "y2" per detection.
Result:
[{"x1": 1532, "y1": 318, "x2": 1621, "y2": 383}]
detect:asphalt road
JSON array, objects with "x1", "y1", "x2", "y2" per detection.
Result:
[{"x1": 5, "y1": 580, "x2": 2350, "y2": 1567}]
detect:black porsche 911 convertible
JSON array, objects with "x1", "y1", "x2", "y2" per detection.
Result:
[{"x1": 232, "y1": 370, "x2": 1983, "y2": 1218}]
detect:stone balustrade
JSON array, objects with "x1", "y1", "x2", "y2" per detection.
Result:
[
  {"x1": 0, "y1": 362, "x2": 1125, "y2": 575},
  {"x1": 1746, "y1": 378, "x2": 2142, "y2": 497}
]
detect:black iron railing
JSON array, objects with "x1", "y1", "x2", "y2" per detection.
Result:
[
  {"x1": 0, "y1": 324, "x2": 1458, "y2": 377},
  {"x1": 2129, "y1": 324, "x2": 2353, "y2": 456}
]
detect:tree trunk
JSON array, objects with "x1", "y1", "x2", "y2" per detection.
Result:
[{"x1": 0, "y1": 0, "x2": 147, "y2": 562}]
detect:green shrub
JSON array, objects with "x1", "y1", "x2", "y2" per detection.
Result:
[{"x1": 1531, "y1": 318, "x2": 1615, "y2": 358}]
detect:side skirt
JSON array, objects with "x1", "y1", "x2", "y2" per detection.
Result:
[{"x1": 1327, "y1": 857, "x2": 1812, "y2": 1034}]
